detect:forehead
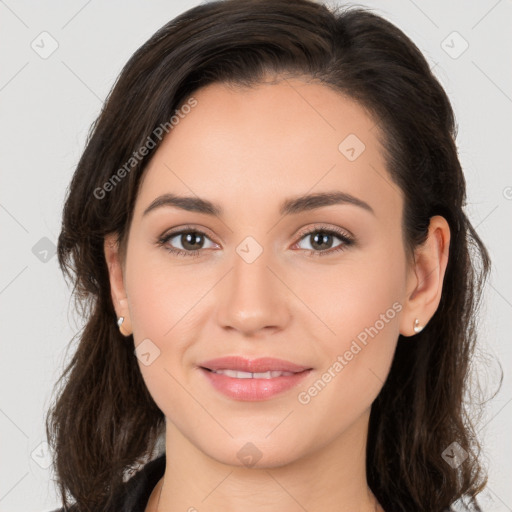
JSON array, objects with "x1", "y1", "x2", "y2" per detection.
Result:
[{"x1": 134, "y1": 78, "x2": 402, "y2": 223}]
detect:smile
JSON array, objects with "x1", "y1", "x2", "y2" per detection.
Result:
[
  {"x1": 199, "y1": 366, "x2": 312, "y2": 401},
  {"x1": 207, "y1": 369, "x2": 296, "y2": 378}
]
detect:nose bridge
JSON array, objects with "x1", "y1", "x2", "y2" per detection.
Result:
[
  {"x1": 233, "y1": 238, "x2": 272, "y2": 292},
  {"x1": 216, "y1": 235, "x2": 289, "y2": 334}
]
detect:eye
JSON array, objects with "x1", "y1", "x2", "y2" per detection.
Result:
[
  {"x1": 294, "y1": 225, "x2": 355, "y2": 257},
  {"x1": 156, "y1": 224, "x2": 355, "y2": 258},
  {"x1": 156, "y1": 226, "x2": 218, "y2": 258}
]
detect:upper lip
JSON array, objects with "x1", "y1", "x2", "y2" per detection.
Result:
[{"x1": 199, "y1": 356, "x2": 312, "y2": 373}]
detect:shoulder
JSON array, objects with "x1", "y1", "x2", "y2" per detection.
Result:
[
  {"x1": 45, "y1": 505, "x2": 78, "y2": 512},
  {"x1": 114, "y1": 452, "x2": 166, "y2": 511},
  {"x1": 45, "y1": 453, "x2": 166, "y2": 512}
]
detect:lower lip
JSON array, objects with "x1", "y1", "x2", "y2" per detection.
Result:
[{"x1": 199, "y1": 367, "x2": 312, "y2": 401}]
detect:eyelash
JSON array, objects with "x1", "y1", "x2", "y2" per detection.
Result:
[{"x1": 156, "y1": 224, "x2": 355, "y2": 259}]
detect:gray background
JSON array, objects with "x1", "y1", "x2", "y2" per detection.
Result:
[{"x1": 0, "y1": 1, "x2": 511, "y2": 511}]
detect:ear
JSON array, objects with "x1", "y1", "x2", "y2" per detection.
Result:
[
  {"x1": 399, "y1": 215, "x2": 451, "y2": 337},
  {"x1": 104, "y1": 233, "x2": 132, "y2": 336}
]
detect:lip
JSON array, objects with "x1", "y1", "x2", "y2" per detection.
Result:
[
  {"x1": 198, "y1": 356, "x2": 313, "y2": 401},
  {"x1": 199, "y1": 356, "x2": 311, "y2": 373}
]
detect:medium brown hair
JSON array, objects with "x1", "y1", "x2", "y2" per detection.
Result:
[{"x1": 46, "y1": 1, "x2": 496, "y2": 510}]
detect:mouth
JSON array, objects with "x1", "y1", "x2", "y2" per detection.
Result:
[
  {"x1": 201, "y1": 368, "x2": 299, "y2": 378},
  {"x1": 198, "y1": 356, "x2": 313, "y2": 401},
  {"x1": 199, "y1": 355, "x2": 312, "y2": 374}
]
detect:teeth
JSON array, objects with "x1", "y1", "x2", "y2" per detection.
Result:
[{"x1": 211, "y1": 369, "x2": 295, "y2": 378}]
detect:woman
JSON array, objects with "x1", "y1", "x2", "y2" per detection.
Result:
[{"x1": 46, "y1": 0, "x2": 492, "y2": 510}]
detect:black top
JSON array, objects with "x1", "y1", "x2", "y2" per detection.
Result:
[{"x1": 49, "y1": 453, "x2": 166, "y2": 512}]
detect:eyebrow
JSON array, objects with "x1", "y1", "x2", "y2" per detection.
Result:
[{"x1": 142, "y1": 191, "x2": 375, "y2": 218}]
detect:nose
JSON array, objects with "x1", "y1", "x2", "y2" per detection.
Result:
[{"x1": 215, "y1": 245, "x2": 291, "y2": 336}]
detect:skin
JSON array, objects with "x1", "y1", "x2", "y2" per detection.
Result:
[{"x1": 104, "y1": 77, "x2": 450, "y2": 512}]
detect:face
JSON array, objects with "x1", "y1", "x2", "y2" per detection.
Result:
[{"x1": 109, "y1": 77, "x2": 412, "y2": 468}]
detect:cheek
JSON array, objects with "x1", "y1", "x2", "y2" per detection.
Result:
[
  {"x1": 302, "y1": 243, "x2": 404, "y2": 327},
  {"x1": 293, "y1": 259, "x2": 403, "y2": 436},
  {"x1": 124, "y1": 244, "x2": 214, "y2": 411},
  {"x1": 303, "y1": 243, "x2": 405, "y2": 380},
  {"x1": 126, "y1": 260, "x2": 195, "y2": 421},
  {"x1": 125, "y1": 242, "x2": 209, "y2": 341}
]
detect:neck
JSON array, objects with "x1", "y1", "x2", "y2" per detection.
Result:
[{"x1": 148, "y1": 409, "x2": 383, "y2": 512}]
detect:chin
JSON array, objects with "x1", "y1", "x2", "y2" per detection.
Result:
[{"x1": 197, "y1": 434, "x2": 310, "y2": 470}]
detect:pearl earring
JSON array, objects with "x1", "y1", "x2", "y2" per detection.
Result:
[
  {"x1": 117, "y1": 316, "x2": 132, "y2": 337},
  {"x1": 413, "y1": 318, "x2": 423, "y2": 334}
]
